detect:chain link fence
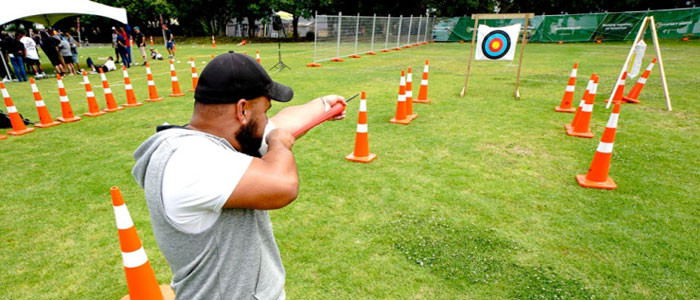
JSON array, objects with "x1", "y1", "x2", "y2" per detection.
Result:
[{"x1": 310, "y1": 13, "x2": 435, "y2": 64}]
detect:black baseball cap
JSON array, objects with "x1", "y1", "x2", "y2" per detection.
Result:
[{"x1": 195, "y1": 52, "x2": 293, "y2": 104}]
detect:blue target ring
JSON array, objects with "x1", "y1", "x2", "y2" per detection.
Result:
[{"x1": 482, "y1": 30, "x2": 511, "y2": 60}]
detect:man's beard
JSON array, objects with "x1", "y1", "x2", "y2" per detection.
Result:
[{"x1": 236, "y1": 118, "x2": 263, "y2": 158}]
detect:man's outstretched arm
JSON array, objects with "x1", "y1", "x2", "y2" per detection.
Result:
[{"x1": 270, "y1": 94, "x2": 346, "y2": 138}]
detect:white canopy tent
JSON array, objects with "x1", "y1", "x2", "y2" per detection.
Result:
[
  {"x1": 1, "y1": 0, "x2": 128, "y2": 81},
  {"x1": 0, "y1": 0, "x2": 128, "y2": 26}
]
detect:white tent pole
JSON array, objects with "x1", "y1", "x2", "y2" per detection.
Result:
[
  {"x1": 396, "y1": 15, "x2": 402, "y2": 48},
  {"x1": 336, "y1": 12, "x2": 342, "y2": 58},
  {"x1": 370, "y1": 14, "x2": 376, "y2": 52},
  {"x1": 354, "y1": 13, "x2": 359, "y2": 55}
]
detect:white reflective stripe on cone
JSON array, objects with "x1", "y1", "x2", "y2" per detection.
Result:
[
  {"x1": 35, "y1": 100, "x2": 46, "y2": 107},
  {"x1": 192, "y1": 73, "x2": 198, "y2": 78},
  {"x1": 571, "y1": 69, "x2": 577, "y2": 77},
  {"x1": 171, "y1": 76, "x2": 178, "y2": 81},
  {"x1": 59, "y1": 95, "x2": 69, "y2": 102},
  {"x1": 31, "y1": 84, "x2": 39, "y2": 92},
  {"x1": 356, "y1": 123, "x2": 368, "y2": 133},
  {"x1": 359, "y1": 100, "x2": 367, "y2": 112},
  {"x1": 7, "y1": 106, "x2": 17, "y2": 113},
  {"x1": 406, "y1": 91, "x2": 412, "y2": 97},
  {"x1": 170, "y1": 64, "x2": 175, "y2": 71},
  {"x1": 148, "y1": 80, "x2": 155, "y2": 85},
  {"x1": 100, "y1": 73, "x2": 107, "y2": 81},
  {"x1": 597, "y1": 142, "x2": 614, "y2": 154},
  {"x1": 566, "y1": 85, "x2": 575, "y2": 92},
  {"x1": 398, "y1": 94, "x2": 405, "y2": 102},
  {"x1": 83, "y1": 77, "x2": 90, "y2": 84},
  {"x1": 607, "y1": 113, "x2": 619, "y2": 128},
  {"x1": 647, "y1": 64, "x2": 655, "y2": 71},
  {"x1": 104, "y1": 88, "x2": 112, "y2": 94},
  {"x1": 123, "y1": 70, "x2": 129, "y2": 77},
  {"x1": 582, "y1": 104, "x2": 593, "y2": 112},
  {"x1": 113, "y1": 204, "x2": 134, "y2": 229},
  {"x1": 86, "y1": 91, "x2": 95, "y2": 97},
  {"x1": 619, "y1": 80, "x2": 625, "y2": 85},
  {"x1": 57, "y1": 81, "x2": 64, "y2": 89},
  {"x1": 423, "y1": 65, "x2": 428, "y2": 72},
  {"x1": 639, "y1": 78, "x2": 647, "y2": 84},
  {"x1": 590, "y1": 84, "x2": 598, "y2": 94},
  {"x1": 122, "y1": 247, "x2": 149, "y2": 268},
  {"x1": 1, "y1": 89, "x2": 9, "y2": 97},
  {"x1": 407, "y1": 73, "x2": 412, "y2": 82},
  {"x1": 421, "y1": 79, "x2": 428, "y2": 85},
  {"x1": 146, "y1": 68, "x2": 152, "y2": 74},
  {"x1": 577, "y1": 100, "x2": 585, "y2": 107},
  {"x1": 125, "y1": 84, "x2": 133, "y2": 90}
]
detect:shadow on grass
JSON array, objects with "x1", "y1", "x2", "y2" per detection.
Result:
[{"x1": 386, "y1": 213, "x2": 596, "y2": 299}]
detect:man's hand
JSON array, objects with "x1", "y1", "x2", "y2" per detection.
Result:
[
  {"x1": 321, "y1": 94, "x2": 347, "y2": 120},
  {"x1": 267, "y1": 128, "x2": 295, "y2": 150}
]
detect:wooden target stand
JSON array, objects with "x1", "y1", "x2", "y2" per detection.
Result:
[
  {"x1": 460, "y1": 13, "x2": 534, "y2": 100},
  {"x1": 606, "y1": 16, "x2": 672, "y2": 111}
]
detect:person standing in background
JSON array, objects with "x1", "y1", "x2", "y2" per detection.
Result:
[
  {"x1": 39, "y1": 30, "x2": 64, "y2": 76},
  {"x1": 111, "y1": 27, "x2": 120, "y2": 64},
  {"x1": 58, "y1": 36, "x2": 76, "y2": 75},
  {"x1": 65, "y1": 32, "x2": 80, "y2": 71},
  {"x1": 133, "y1": 26, "x2": 147, "y2": 66},
  {"x1": 163, "y1": 24, "x2": 175, "y2": 59},
  {"x1": 114, "y1": 28, "x2": 130, "y2": 68},
  {"x1": 120, "y1": 27, "x2": 131, "y2": 66},
  {"x1": 18, "y1": 30, "x2": 46, "y2": 79},
  {"x1": 8, "y1": 33, "x2": 27, "y2": 82}
]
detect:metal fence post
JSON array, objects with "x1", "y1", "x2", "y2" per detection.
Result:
[
  {"x1": 370, "y1": 13, "x2": 376, "y2": 52},
  {"x1": 425, "y1": 14, "x2": 430, "y2": 42},
  {"x1": 354, "y1": 13, "x2": 360, "y2": 55},
  {"x1": 407, "y1": 15, "x2": 413, "y2": 46},
  {"x1": 417, "y1": 15, "x2": 422, "y2": 44},
  {"x1": 336, "y1": 12, "x2": 343, "y2": 58},
  {"x1": 385, "y1": 14, "x2": 391, "y2": 50},
  {"x1": 396, "y1": 15, "x2": 403, "y2": 48},
  {"x1": 313, "y1": 11, "x2": 318, "y2": 63}
]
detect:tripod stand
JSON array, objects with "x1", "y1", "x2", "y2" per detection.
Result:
[{"x1": 269, "y1": 16, "x2": 290, "y2": 71}]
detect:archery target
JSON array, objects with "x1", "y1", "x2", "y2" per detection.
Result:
[{"x1": 475, "y1": 24, "x2": 521, "y2": 61}]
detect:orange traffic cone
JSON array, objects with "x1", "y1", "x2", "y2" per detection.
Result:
[
  {"x1": 306, "y1": 62, "x2": 321, "y2": 67},
  {"x1": 390, "y1": 70, "x2": 411, "y2": 125},
  {"x1": 346, "y1": 91, "x2": 377, "y2": 163},
  {"x1": 0, "y1": 134, "x2": 5, "y2": 140},
  {"x1": 211, "y1": 35, "x2": 216, "y2": 48},
  {"x1": 188, "y1": 58, "x2": 198, "y2": 92},
  {"x1": 122, "y1": 66, "x2": 143, "y2": 107},
  {"x1": 405, "y1": 67, "x2": 417, "y2": 120},
  {"x1": 566, "y1": 74, "x2": 598, "y2": 138},
  {"x1": 568, "y1": 74, "x2": 594, "y2": 132},
  {"x1": 211, "y1": 54, "x2": 215, "y2": 60},
  {"x1": 168, "y1": 60, "x2": 186, "y2": 97},
  {"x1": 256, "y1": 51, "x2": 261, "y2": 64},
  {"x1": 606, "y1": 71, "x2": 627, "y2": 104},
  {"x1": 1, "y1": 82, "x2": 34, "y2": 136},
  {"x1": 366, "y1": 50, "x2": 377, "y2": 55},
  {"x1": 380, "y1": 48, "x2": 391, "y2": 53},
  {"x1": 29, "y1": 78, "x2": 61, "y2": 128},
  {"x1": 238, "y1": 40, "x2": 247, "y2": 46},
  {"x1": 100, "y1": 68, "x2": 124, "y2": 112},
  {"x1": 576, "y1": 101, "x2": 622, "y2": 190},
  {"x1": 82, "y1": 71, "x2": 107, "y2": 117},
  {"x1": 110, "y1": 187, "x2": 174, "y2": 300},
  {"x1": 623, "y1": 58, "x2": 656, "y2": 104},
  {"x1": 55, "y1": 75, "x2": 81, "y2": 123},
  {"x1": 555, "y1": 63, "x2": 578, "y2": 113},
  {"x1": 144, "y1": 63, "x2": 163, "y2": 102},
  {"x1": 149, "y1": 35, "x2": 154, "y2": 46},
  {"x1": 415, "y1": 60, "x2": 431, "y2": 103}
]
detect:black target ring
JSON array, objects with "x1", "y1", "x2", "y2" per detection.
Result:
[{"x1": 481, "y1": 30, "x2": 511, "y2": 60}]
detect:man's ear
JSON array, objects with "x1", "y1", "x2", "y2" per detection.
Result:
[{"x1": 235, "y1": 99, "x2": 248, "y2": 125}]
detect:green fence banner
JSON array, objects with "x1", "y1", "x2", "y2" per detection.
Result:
[{"x1": 433, "y1": 8, "x2": 700, "y2": 43}]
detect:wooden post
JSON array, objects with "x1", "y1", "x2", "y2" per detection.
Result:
[
  {"x1": 649, "y1": 16, "x2": 672, "y2": 111},
  {"x1": 460, "y1": 16, "x2": 479, "y2": 97},
  {"x1": 514, "y1": 16, "x2": 530, "y2": 99}
]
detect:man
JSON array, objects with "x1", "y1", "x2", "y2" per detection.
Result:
[
  {"x1": 131, "y1": 52, "x2": 345, "y2": 299},
  {"x1": 58, "y1": 36, "x2": 76, "y2": 75},
  {"x1": 133, "y1": 26, "x2": 147, "y2": 65},
  {"x1": 114, "y1": 28, "x2": 129, "y2": 68},
  {"x1": 163, "y1": 24, "x2": 175, "y2": 59},
  {"x1": 150, "y1": 48, "x2": 164, "y2": 60},
  {"x1": 40, "y1": 29, "x2": 64, "y2": 75},
  {"x1": 120, "y1": 26, "x2": 132, "y2": 65},
  {"x1": 8, "y1": 33, "x2": 27, "y2": 82},
  {"x1": 18, "y1": 30, "x2": 46, "y2": 79},
  {"x1": 111, "y1": 27, "x2": 120, "y2": 63},
  {"x1": 86, "y1": 56, "x2": 116, "y2": 74},
  {"x1": 65, "y1": 32, "x2": 80, "y2": 71}
]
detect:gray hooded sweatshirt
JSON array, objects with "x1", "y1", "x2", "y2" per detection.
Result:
[{"x1": 132, "y1": 127, "x2": 285, "y2": 300}]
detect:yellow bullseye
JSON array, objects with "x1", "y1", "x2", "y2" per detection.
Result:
[{"x1": 492, "y1": 41, "x2": 501, "y2": 49}]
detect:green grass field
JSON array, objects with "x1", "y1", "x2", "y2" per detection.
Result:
[{"x1": 1, "y1": 40, "x2": 698, "y2": 299}]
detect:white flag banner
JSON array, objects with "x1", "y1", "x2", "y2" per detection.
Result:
[
  {"x1": 628, "y1": 39, "x2": 647, "y2": 78},
  {"x1": 475, "y1": 24, "x2": 521, "y2": 61}
]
